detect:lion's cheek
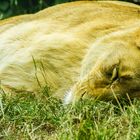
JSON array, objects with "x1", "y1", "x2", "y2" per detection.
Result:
[{"x1": 63, "y1": 82, "x2": 87, "y2": 104}]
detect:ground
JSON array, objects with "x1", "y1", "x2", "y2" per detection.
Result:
[{"x1": 0, "y1": 89, "x2": 140, "y2": 140}]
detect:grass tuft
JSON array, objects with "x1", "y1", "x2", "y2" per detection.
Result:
[{"x1": 0, "y1": 91, "x2": 140, "y2": 139}]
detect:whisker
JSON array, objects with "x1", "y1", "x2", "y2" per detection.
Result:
[{"x1": 110, "y1": 86, "x2": 124, "y2": 112}]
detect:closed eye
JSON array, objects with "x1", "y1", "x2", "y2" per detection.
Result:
[
  {"x1": 105, "y1": 63, "x2": 120, "y2": 81},
  {"x1": 111, "y1": 67, "x2": 119, "y2": 81},
  {"x1": 120, "y1": 75, "x2": 133, "y2": 80},
  {"x1": 105, "y1": 65, "x2": 119, "y2": 82}
]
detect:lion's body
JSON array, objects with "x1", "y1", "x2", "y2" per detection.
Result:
[{"x1": 0, "y1": 1, "x2": 140, "y2": 102}]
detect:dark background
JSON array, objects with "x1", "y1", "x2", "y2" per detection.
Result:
[{"x1": 0, "y1": 0, "x2": 140, "y2": 19}]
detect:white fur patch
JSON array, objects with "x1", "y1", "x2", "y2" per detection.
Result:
[{"x1": 63, "y1": 89, "x2": 73, "y2": 105}]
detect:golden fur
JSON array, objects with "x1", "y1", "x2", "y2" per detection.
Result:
[{"x1": 0, "y1": 1, "x2": 140, "y2": 104}]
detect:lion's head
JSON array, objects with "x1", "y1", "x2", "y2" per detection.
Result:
[{"x1": 64, "y1": 25, "x2": 140, "y2": 104}]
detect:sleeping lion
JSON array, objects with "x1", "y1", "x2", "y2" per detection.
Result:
[{"x1": 0, "y1": 1, "x2": 140, "y2": 104}]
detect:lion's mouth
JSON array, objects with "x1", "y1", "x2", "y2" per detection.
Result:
[
  {"x1": 128, "y1": 88, "x2": 140, "y2": 99},
  {"x1": 79, "y1": 85, "x2": 140, "y2": 101}
]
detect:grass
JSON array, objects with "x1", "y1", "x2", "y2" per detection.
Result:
[{"x1": 1, "y1": 90, "x2": 140, "y2": 140}]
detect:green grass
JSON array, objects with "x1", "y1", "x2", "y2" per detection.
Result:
[{"x1": 1, "y1": 91, "x2": 140, "y2": 140}]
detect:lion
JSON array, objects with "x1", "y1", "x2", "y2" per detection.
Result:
[{"x1": 0, "y1": 1, "x2": 140, "y2": 104}]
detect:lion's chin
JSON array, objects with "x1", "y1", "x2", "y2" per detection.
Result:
[
  {"x1": 63, "y1": 86, "x2": 132, "y2": 105},
  {"x1": 63, "y1": 89, "x2": 73, "y2": 105}
]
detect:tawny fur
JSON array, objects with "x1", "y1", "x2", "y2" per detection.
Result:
[{"x1": 0, "y1": 1, "x2": 140, "y2": 104}]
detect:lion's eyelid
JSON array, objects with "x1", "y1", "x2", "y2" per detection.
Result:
[{"x1": 111, "y1": 67, "x2": 119, "y2": 81}]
